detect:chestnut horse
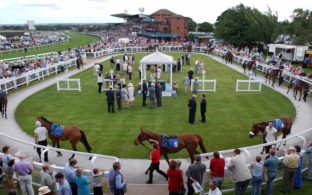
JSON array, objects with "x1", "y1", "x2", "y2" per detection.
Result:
[
  {"x1": 0, "y1": 90, "x2": 7, "y2": 119},
  {"x1": 287, "y1": 79, "x2": 310, "y2": 101},
  {"x1": 265, "y1": 68, "x2": 282, "y2": 87},
  {"x1": 224, "y1": 52, "x2": 233, "y2": 64},
  {"x1": 37, "y1": 116, "x2": 92, "y2": 160},
  {"x1": 134, "y1": 128, "x2": 207, "y2": 164},
  {"x1": 242, "y1": 59, "x2": 255, "y2": 74},
  {"x1": 249, "y1": 116, "x2": 292, "y2": 153}
]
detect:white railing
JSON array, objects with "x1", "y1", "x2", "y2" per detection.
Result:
[
  {"x1": 236, "y1": 79, "x2": 262, "y2": 92},
  {"x1": 191, "y1": 79, "x2": 217, "y2": 92},
  {"x1": 57, "y1": 78, "x2": 81, "y2": 92},
  {"x1": 0, "y1": 132, "x2": 118, "y2": 168},
  {"x1": 0, "y1": 54, "x2": 87, "y2": 93}
]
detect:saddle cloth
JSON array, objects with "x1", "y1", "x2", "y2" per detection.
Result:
[
  {"x1": 51, "y1": 123, "x2": 64, "y2": 137},
  {"x1": 292, "y1": 79, "x2": 300, "y2": 85},
  {"x1": 161, "y1": 134, "x2": 179, "y2": 148},
  {"x1": 272, "y1": 119, "x2": 284, "y2": 129}
]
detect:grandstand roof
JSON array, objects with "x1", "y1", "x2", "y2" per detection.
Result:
[
  {"x1": 151, "y1": 9, "x2": 177, "y2": 16},
  {"x1": 111, "y1": 13, "x2": 151, "y2": 20}
]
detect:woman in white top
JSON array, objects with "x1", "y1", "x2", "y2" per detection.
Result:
[
  {"x1": 97, "y1": 71, "x2": 104, "y2": 93},
  {"x1": 127, "y1": 83, "x2": 135, "y2": 107},
  {"x1": 156, "y1": 66, "x2": 161, "y2": 80}
]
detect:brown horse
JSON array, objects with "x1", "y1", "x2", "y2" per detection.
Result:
[
  {"x1": 76, "y1": 55, "x2": 83, "y2": 69},
  {"x1": 265, "y1": 68, "x2": 282, "y2": 87},
  {"x1": 224, "y1": 52, "x2": 233, "y2": 64},
  {"x1": 242, "y1": 60, "x2": 255, "y2": 74},
  {"x1": 207, "y1": 47, "x2": 214, "y2": 55},
  {"x1": 134, "y1": 128, "x2": 207, "y2": 164},
  {"x1": 287, "y1": 79, "x2": 310, "y2": 101},
  {"x1": 37, "y1": 116, "x2": 92, "y2": 160},
  {"x1": 0, "y1": 90, "x2": 8, "y2": 119},
  {"x1": 249, "y1": 116, "x2": 292, "y2": 153}
]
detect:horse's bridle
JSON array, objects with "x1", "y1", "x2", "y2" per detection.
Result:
[{"x1": 136, "y1": 133, "x2": 150, "y2": 151}]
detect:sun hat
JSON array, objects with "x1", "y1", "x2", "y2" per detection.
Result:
[
  {"x1": 128, "y1": 83, "x2": 133, "y2": 87},
  {"x1": 38, "y1": 186, "x2": 51, "y2": 195}
]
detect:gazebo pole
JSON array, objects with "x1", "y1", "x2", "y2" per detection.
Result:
[{"x1": 170, "y1": 63, "x2": 173, "y2": 90}]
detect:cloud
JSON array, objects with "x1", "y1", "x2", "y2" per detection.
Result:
[
  {"x1": 87, "y1": 0, "x2": 107, "y2": 2},
  {"x1": 22, "y1": 3, "x2": 59, "y2": 9}
]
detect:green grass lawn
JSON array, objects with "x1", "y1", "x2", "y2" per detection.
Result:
[
  {"x1": 0, "y1": 32, "x2": 100, "y2": 60},
  {"x1": 15, "y1": 53, "x2": 296, "y2": 159}
]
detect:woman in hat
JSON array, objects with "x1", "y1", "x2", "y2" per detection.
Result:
[
  {"x1": 38, "y1": 186, "x2": 52, "y2": 195},
  {"x1": 127, "y1": 83, "x2": 135, "y2": 107}
]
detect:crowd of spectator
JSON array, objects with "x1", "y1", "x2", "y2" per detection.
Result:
[{"x1": 0, "y1": 32, "x2": 68, "y2": 51}]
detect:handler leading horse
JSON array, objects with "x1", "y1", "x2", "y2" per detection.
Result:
[
  {"x1": 38, "y1": 116, "x2": 92, "y2": 160},
  {"x1": 135, "y1": 128, "x2": 208, "y2": 164},
  {"x1": 249, "y1": 116, "x2": 292, "y2": 153}
]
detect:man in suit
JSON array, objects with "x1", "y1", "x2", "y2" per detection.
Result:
[
  {"x1": 200, "y1": 94, "x2": 206, "y2": 123},
  {"x1": 142, "y1": 79, "x2": 148, "y2": 107},
  {"x1": 148, "y1": 83, "x2": 156, "y2": 109},
  {"x1": 106, "y1": 86, "x2": 115, "y2": 113},
  {"x1": 188, "y1": 95, "x2": 196, "y2": 124},
  {"x1": 155, "y1": 82, "x2": 162, "y2": 107}
]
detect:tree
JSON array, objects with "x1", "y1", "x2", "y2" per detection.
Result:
[
  {"x1": 198, "y1": 22, "x2": 213, "y2": 32},
  {"x1": 185, "y1": 17, "x2": 197, "y2": 31},
  {"x1": 214, "y1": 4, "x2": 278, "y2": 47}
]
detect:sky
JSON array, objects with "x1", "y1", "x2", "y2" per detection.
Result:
[{"x1": 0, "y1": 0, "x2": 312, "y2": 24}]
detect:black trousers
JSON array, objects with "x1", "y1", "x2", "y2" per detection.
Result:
[
  {"x1": 187, "y1": 180, "x2": 195, "y2": 195},
  {"x1": 117, "y1": 99, "x2": 122, "y2": 110},
  {"x1": 189, "y1": 110, "x2": 195, "y2": 124},
  {"x1": 93, "y1": 186, "x2": 103, "y2": 195},
  {"x1": 98, "y1": 82, "x2": 102, "y2": 93},
  {"x1": 36, "y1": 140, "x2": 48, "y2": 162},
  {"x1": 108, "y1": 102, "x2": 115, "y2": 113},
  {"x1": 201, "y1": 111, "x2": 206, "y2": 122},
  {"x1": 142, "y1": 92, "x2": 147, "y2": 106},
  {"x1": 147, "y1": 163, "x2": 167, "y2": 182},
  {"x1": 156, "y1": 96, "x2": 162, "y2": 107},
  {"x1": 69, "y1": 182, "x2": 78, "y2": 195},
  {"x1": 128, "y1": 72, "x2": 132, "y2": 80}
]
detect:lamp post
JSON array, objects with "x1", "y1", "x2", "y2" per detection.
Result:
[{"x1": 202, "y1": 69, "x2": 206, "y2": 91}]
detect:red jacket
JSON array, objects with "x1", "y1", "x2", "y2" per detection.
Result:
[
  {"x1": 150, "y1": 144, "x2": 161, "y2": 164},
  {"x1": 167, "y1": 168, "x2": 184, "y2": 192},
  {"x1": 209, "y1": 157, "x2": 225, "y2": 177}
]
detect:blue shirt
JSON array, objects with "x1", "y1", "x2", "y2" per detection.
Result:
[
  {"x1": 64, "y1": 163, "x2": 76, "y2": 183},
  {"x1": 58, "y1": 179, "x2": 72, "y2": 195},
  {"x1": 252, "y1": 162, "x2": 263, "y2": 177},
  {"x1": 2, "y1": 153, "x2": 13, "y2": 168},
  {"x1": 109, "y1": 169, "x2": 125, "y2": 193},
  {"x1": 306, "y1": 147, "x2": 312, "y2": 161},
  {"x1": 264, "y1": 155, "x2": 279, "y2": 173}
]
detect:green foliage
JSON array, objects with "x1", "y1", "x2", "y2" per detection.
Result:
[
  {"x1": 198, "y1": 22, "x2": 213, "y2": 32},
  {"x1": 15, "y1": 53, "x2": 295, "y2": 158},
  {"x1": 214, "y1": 4, "x2": 278, "y2": 46},
  {"x1": 185, "y1": 17, "x2": 197, "y2": 31}
]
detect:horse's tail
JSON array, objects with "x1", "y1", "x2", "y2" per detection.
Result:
[
  {"x1": 196, "y1": 134, "x2": 207, "y2": 153},
  {"x1": 80, "y1": 130, "x2": 92, "y2": 152}
]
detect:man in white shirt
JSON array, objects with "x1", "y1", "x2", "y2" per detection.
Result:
[
  {"x1": 208, "y1": 179, "x2": 222, "y2": 195},
  {"x1": 34, "y1": 121, "x2": 49, "y2": 162},
  {"x1": 264, "y1": 122, "x2": 277, "y2": 154}
]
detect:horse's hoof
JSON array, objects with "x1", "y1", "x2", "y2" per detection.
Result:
[
  {"x1": 89, "y1": 156, "x2": 92, "y2": 160},
  {"x1": 57, "y1": 153, "x2": 63, "y2": 157},
  {"x1": 260, "y1": 152, "x2": 264, "y2": 155}
]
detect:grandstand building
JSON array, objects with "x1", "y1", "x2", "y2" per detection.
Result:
[{"x1": 111, "y1": 9, "x2": 188, "y2": 41}]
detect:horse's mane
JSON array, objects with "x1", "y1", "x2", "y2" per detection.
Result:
[{"x1": 40, "y1": 116, "x2": 53, "y2": 124}]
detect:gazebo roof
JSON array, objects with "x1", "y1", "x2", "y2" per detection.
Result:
[{"x1": 140, "y1": 51, "x2": 175, "y2": 65}]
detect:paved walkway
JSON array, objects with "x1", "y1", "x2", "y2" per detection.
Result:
[{"x1": 0, "y1": 53, "x2": 311, "y2": 195}]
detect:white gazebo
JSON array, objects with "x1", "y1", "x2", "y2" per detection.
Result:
[{"x1": 140, "y1": 51, "x2": 176, "y2": 96}]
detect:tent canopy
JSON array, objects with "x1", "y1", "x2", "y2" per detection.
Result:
[
  {"x1": 0, "y1": 35, "x2": 6, "y2": 40},
  {"x1": 140, "y1": 51, "x2": 175, "y2": 65}
]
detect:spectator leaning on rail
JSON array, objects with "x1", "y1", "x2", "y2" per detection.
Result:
[
  {"x1": 279, "y1": 146, "x2": 300, "y2": 193},
  {"x1": 227, "y1": 148, "x2": 251, "y2": 195},
  {"x1": 13, "y1": 150, "x2": 34, "y2": 195},
  {"x1": 294, "y1": 145, "x2": 304, "y2": 189},
  {"x1": 264, "y1": 148, "x2": 279, "y2": 195},
  {"x1": 91, "y1": 168, "x2": 105, "y2": 195},
  {"x1": 40, "y1": 163, "x2": 57, "y2": 194},
  {"x1": 2, "y1": 146, "x2": 15, "y2": 187},
  {"x1": 55, "y1": 172, "x2": 72, "y2": 195},
  {"x1": 185, "y1": 155, "x2": 206, "y2": 195},
  {"x1": 34, "y1": 120, "x2": 49, "y2": 162},
  {"x1": 305, "y1": 140, "x2": 312, "y2": 180},
  {"x1": 64, "y1": 158, "x2": 78, "y2": 195},
  {"x1": 75, "y1": 168, "x2": 90, "y2": 195},
  {"x1": 209, "y1": 151, "x2": 225, "y2": 189},
  {"x1": 250, "y1": 156, "x2": 263, "y2": 195}
]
